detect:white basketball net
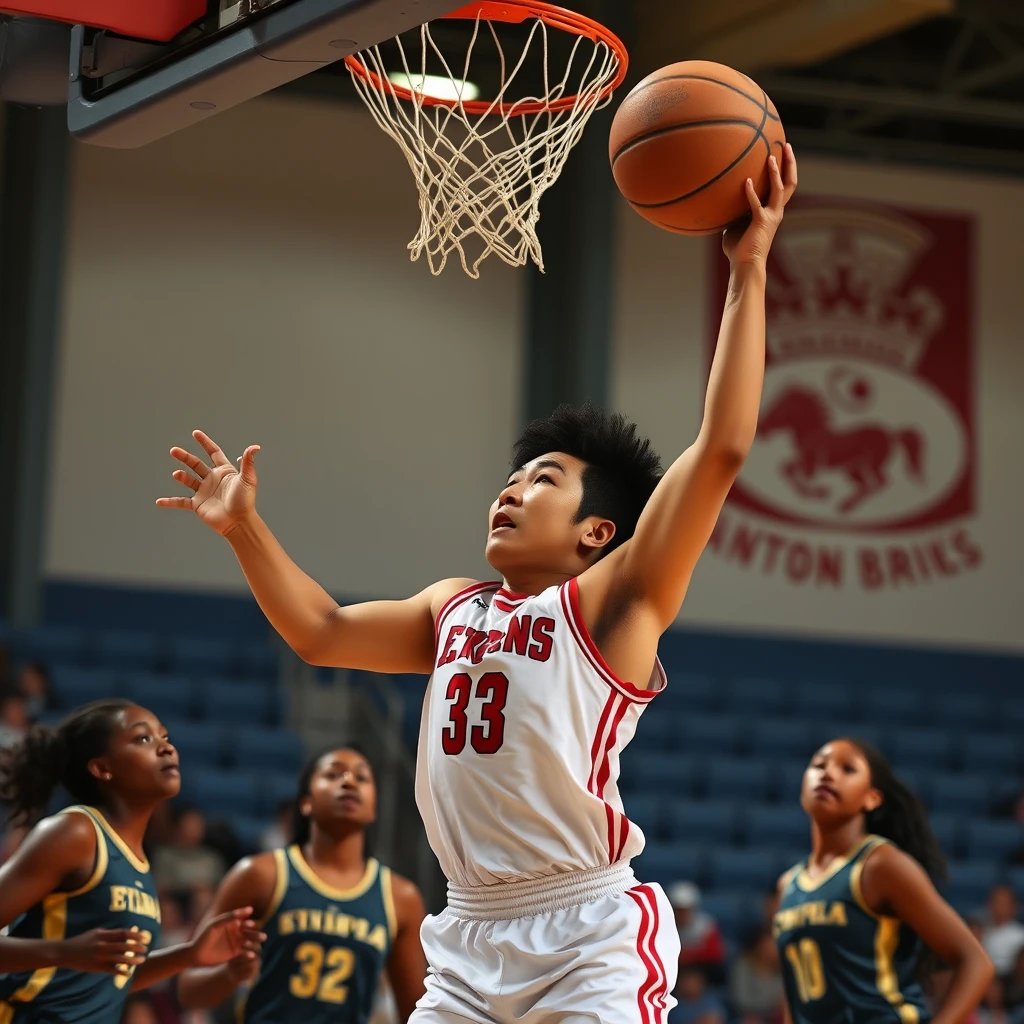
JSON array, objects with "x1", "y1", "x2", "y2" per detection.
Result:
[{"x1": 347, "y1": 13, "x2": 622, "y2": 277}]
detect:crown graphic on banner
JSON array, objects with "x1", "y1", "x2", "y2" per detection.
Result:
[{"x1": 765, "y1": 205, "x2": 945, "y2": 371}]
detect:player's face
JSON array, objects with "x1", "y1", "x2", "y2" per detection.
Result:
[
  {"x1": 486, "y1": 452, "x2": 612, "y2": 577},
  {"x1": 304, "y1": 749, "x2": 376, "y2": 831},
  {"x1": 90, "y1": 705, "x2": 181, "y2": 801},
  {"x1": 801, "y1": 739, "x2": 881, "y2": 823}
]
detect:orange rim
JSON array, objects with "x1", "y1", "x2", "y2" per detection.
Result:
[{"x1": 344, "y1": 0, "x2": 628, "y2": 116}]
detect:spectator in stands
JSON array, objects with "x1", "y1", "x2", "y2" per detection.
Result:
[
  {"x1": 669, "y1": 967, "x2": 726, "y2": 1024},
  {"x1": 153, "y1": 804, "x2": 226, "y2": 896},
  {"x1": 977, "y1": 978, "x2": 1012, "y2": 1024},
  {"x1": 729, "y1": 929, "x2": 785, "y2": 1023},
  {"x1": 259, "y1": 800, "x2": 293, "y2": 851},
  {"x1": 0, "y1": 695, "x2": 29, "y2": 750},
  {"x1": 1004, "y1": 948, "x2": 1024, "y2": 1013},
  {"x1": 983, "y1": 886, "x2": 1024, "y2": 979},
  {"x1": 14, "y1": 661, "x2": 57, "y2": 721},
  {"x1": 670, "y1": 881, "x2": 726, "y2": 983}
]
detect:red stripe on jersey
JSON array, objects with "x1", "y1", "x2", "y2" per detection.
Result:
[
  {"x1": 496, "y1": 587, "x2": 529, "y2": 603},
  {"x1": 588, "y1": 693, "x2": 617, "y2": 796},
  {"x1": 433, "y1": 581, "x2": 499, "y2": 653},
  {"x1": 628, "y1": 888, "x2": 657, "y2": 1024},
  {"x1": 629, "y1": 886, "x2": 669, "y2": 1023},
  {"x1": 615, "y1": 815, "x2": 631, "y2": 862},
  {"x1": 560, "y1": 579, "x2": 663, "y2": 703},
  {"x1": 492, "y1": 599, "x2": 518, "y2": 614},
  {"x1": 597, "y1": 695, "x2": 630, "y2": 858}
]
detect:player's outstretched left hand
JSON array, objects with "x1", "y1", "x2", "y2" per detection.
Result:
[
  {"x1": 722, "y1": 142, "x2": 798, "y2": 267},
  {"x1": 188, "y1": 907, "x2": 266, "y2": 968}
]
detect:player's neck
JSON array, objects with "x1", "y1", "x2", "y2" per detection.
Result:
[
  {"x1": 94, "y1": 800, "x2": 152, "y2": 860},
  {"x1": 305, "y1": 827, "x2": 367, "y2": 873},
  {"x1": 808, "y1": 818, "x2": 866, "y2": 867},
  {"x1": 501, "y1": 569, "x2": 574, "y2": 597}
]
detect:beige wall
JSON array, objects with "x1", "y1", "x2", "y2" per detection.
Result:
[{"x1": 45, "y1": 95, "x2": 524, "y2": 599}]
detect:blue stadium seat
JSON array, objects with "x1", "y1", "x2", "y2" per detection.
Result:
[
  {"x1": 260, "y1": 772, "x2": 300, "y2": 817},
  {"x1": 199, "y1": 679, "x2": 276, "y2": 725},
  {"x1": 679, "y1": 713, "x2": 746, "y2": 757},
  {"x1": 889, "y1": 729, "x2": 952, "y2": 770},
  {"x1": 130, "y1": 674, "x2": 195, "y2": 722},
  {"x1": 930, "y1": 774, "x2": 990, "y2": 817},
  {"x1": 227, "y1": 814, "x2": 268, "y2": 855},
  {"x1": 185, "y1": 770, "x2": 260, "y2": 817},
  {"x1": 635, "y1": 843, "x2": 705, "y2": 887},
  {"x1": 627, "y1": 795, "x2": 663, "y2": 842},
  {"x1": 52, "y1": 667, "x2": 123, "y2": 708},
  {"x1": 633, "y1": 713, "x2": 683, "y2": 751},
  {"x1": 708, "y1": 849, "x2": 778, "y2": 894},
  {"x1": 945, "y1": 860, "x2": 1001, "y2": 911},
  {"x1": 964, "y1": 820, "x2": 1024, "y2": 861},
  {"x1": 961, "y1": 733, "x2": 1020, "y2": 774},
  {"x1": 891, "y1": 767, "x2": 930, "y2": 806},
  {"x1": 169, "y1": 636, "x2": 235, "y2": 677},
  {"x1": 93, "y1": 632, "x2": 165, "y2": 673},
  {"x1": 776, "y1": 761, "x2": 810, "y2": 804},
  {"x1": 863, "y1": 689, "x2": 923, "y2": 722},
  {"x1": 245, "y1": 728, "x2": 304, "y2": 774},
  {"x1": 700, "y1": 892, "x2": 745, "y2": 939},
  {"x1": 792, "y1": 681, "x2": 852, "y2": 720},
  {"x1": 164, "y1": 720, "x2": 225, "y2": 770},
  {"x1": 749, "y1": 718, "x2": 813, "y2": 760},
  {"x1": 14, "y1": 626, "x2": 89, "y2": 667},
  {"x1": 706, "y1": 757, "x2": 773, "y2": 801},
  {"x1": 998, "y1": 700, "x2": 1024, "y2": 734},
  {"x1": 933, "y1": 694, "x2": 997, "y2": 733},
  {"x1": 663, "y1": 800, "x2": 739, "y2": 844},
  {"x1": 744, "y1": 804, "x2": 809, "y2": 848},
  {"x1": 657, "y1": 671, "x2": 718, "y2": 712},
  {"x1": 234, "y1": 642, "x2": 279, "y2": 680},
  {"x1": 622, "y1": 753, "x2": 700, "y2": 796},
  {"x1": 1008, "y1": 867, "x2": 1024, "y2": 900},
  {"x1": 928, "y1": 814, "x2": 963, "y2": 860},
  {"x1": 725, "y1": 677, "x2": 789, "y2": 716}
]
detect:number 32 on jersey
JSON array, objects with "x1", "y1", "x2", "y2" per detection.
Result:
[{"x1": 442, "y1": 671, "x2": 509, "y2": 755}]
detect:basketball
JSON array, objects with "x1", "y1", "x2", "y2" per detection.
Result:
[{"x1": 609, "y1": 60, "x2": 786, "y2": 235}]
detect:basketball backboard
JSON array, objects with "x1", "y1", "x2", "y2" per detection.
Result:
[{"x1": 66, "y1": 0, "x2": 465, "y2": 148}]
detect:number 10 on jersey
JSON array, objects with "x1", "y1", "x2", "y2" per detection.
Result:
[{"x1": 442, "y1": 672, "x2": 509, "y2": 755}]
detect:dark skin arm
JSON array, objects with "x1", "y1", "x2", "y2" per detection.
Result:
[
  {"x1": 859, "y1": 844, "x2": 993, "y2": 1024},
  {"x1": 0, "y1": 814, "x2": 145, "y2": 974},
  {"x1": 385, "y1": 874, "x2": 427, "y2": 1023},
  {"x1": 176, "y1": 853, "x2": 276, "y2": 1009}
]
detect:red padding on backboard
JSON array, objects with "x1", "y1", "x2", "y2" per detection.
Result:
[{"x1": 0, "y1": 0, "x2": 206, "y2": 41}]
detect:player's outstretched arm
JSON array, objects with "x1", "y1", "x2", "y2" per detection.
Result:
[
  {"x1": 615, "y1": 144, "x2": 798, "y2": 632},
  {"x1": 859, "y1": 844, "x2": 993, "y2": 1024},
  {"x1": 157, "y1": 430, "x2": 472, "y2": 673}
]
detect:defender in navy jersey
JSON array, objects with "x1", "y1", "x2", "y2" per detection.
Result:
[
  {"x1": 777, "y1": 738, "x2": 992, "y2": 1024},
  {"x1": 179, "y1": 747, "x2": 426, "y2": 1024},
  {"x1": 0, "y1": 700, "x2": 263, "y2": 1024}
]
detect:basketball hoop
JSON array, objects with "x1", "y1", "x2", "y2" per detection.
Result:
[{"x1": 345, "y1": 1, "x2": 627, "y2": 277}]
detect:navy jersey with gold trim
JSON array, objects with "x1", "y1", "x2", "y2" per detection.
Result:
[
  {"x1": 774, "y1": 836, "x2": 929, "y2": 1024},
  {"x1": 239, "y1": 847, "x2": 396, "y2": 1024},
  {"x1": 0, "y1": 806, "x2": 162, "y2": 1024}
]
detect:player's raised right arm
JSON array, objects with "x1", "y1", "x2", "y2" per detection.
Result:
[{"x1": 157, "y1": 431, "x2": 470, "y2": 674}]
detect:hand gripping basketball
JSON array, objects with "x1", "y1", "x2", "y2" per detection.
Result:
[{"x1": 722, "y1": 142, "x2": 798, "y2": 268}]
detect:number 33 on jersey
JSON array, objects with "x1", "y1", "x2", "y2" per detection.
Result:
[{"x1": 418, "y1": 580, "x2": 667, "y2": 889}]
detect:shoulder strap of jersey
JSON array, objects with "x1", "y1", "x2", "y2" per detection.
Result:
[
  {"x1": 849, "y1": 835, "x2": 891, "y2": 918},
  {"x1": 379, "y1": 865, "x2": 398, "y2": 941},
  {"x1": 258, "y1": 849, "x2": 290, "y2": 927},
  {"x1": 57, "y1": 806, "x2": 108, "y2": 898}
]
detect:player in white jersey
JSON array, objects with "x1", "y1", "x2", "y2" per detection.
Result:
[{"x1": 158, "y1": 144, "x2": 798, "y2": 1023}]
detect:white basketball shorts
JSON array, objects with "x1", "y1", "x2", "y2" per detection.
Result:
[{"x1": 409, "y1": 862, "x2": 679, "y2": 1024}]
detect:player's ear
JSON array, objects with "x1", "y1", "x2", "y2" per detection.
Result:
[
  {"x1": 863, "y1": 788, "x2": 883, "y2": 814},
  {"x1": 299, "y1": 796, "x2": 313, "y2": 819},
  {"x1": 87, "y1": 757, "x2": 113, "y2": 783},
  {"x1": 578, "y1": 517, "x2": 616, "y2": 557}
]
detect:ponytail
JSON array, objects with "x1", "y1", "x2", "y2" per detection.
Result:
[
  {"x1": 847, "y1": 737, "x2": 947, "y2": 883},
  {"x1": 0, "y1": 699, "x2": 132, "y2": 827}
]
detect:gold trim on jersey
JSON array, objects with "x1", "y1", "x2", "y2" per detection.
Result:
[
  {"x1": 796, "y1": 835, "x2": 875, "y2": 892},
  {"x1": 84, "y1": 806, "x2": 149, "y2": 873},
  {"x1": 380, "y1": 867, "x2": 398, "y2": 941},
  {"x1": 259, "y1": 849, "x2": 291, "y2": 928},
  {"x1": 286, "y1": 847, "x2": 379, "y2": 902},
  {"x1": 849, "y1": 836, "x2": 890, "y2": 919},
  {"x1": 875, "y1": 916, "x2": 920, "y2": 1023}
]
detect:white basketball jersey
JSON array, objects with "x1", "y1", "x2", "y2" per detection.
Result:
[{"x1": 416, "y1": 578, "x2": 666, "y2": 887}]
